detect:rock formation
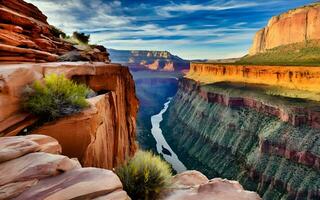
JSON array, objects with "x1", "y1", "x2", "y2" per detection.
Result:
[
  {"x1": 0, "y1": 62, "x2": 139, "y2": 169},
  {"x1": 249, "y1": 3, "x2": 320, "y2": 55},
  {"x1": 0, "y1": 134, "x2": 130, "y2": 200},
  {"x1": 187, "y1": 63, "x2": 320, "y2": 100},
  {"x1": 0, "y1": 0, "x2": 109, "y2": 63},
  {"x1": 108, "y1": 49, "x2": 189, "y2": 71},
  {"x1": 161, "y1": 171, "x2": 261, "y2": 200},
  {"x1": 161, "y1": 76, "x2": 320, "y2": 199}
]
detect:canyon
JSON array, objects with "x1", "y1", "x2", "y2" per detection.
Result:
[{"x1": 0, "y1": 0, "x2": 263, "y2": 199}]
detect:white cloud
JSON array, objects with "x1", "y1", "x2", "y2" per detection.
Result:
[{"x1": 156, "y1": 0, "x2": 258, "y2": 17}]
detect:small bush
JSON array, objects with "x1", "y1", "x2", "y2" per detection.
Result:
[
  {"x1": 72, "y1": 31, "x2": 90, "y2": 44},
  {"x1": 115, "y1": 151, "x2": 172, "y2": 200},
  {"x1": 50, "y1": 26, "x2": 67, "y2": 38},
  {"x1": 23, "y1": 74, "x2": 90, "y2": 121}
]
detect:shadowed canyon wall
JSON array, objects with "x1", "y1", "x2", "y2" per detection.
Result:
[
  {"x1": 161, "y1": 78, "x2": 320, "y2": 200},
  {"x1": 249, "y1": 3, "x2": 320, "y2": 55}
]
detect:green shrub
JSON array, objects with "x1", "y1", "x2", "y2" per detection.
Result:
[
  {"x1": 72, "y1": 31, "x2": 90, "y2": 44},
  {"x1": 23, "y1": 74, "x2": 90, "y2": 121},
  {"x1": 115, "y1": 151, "x2": 172, "y2": 200}
]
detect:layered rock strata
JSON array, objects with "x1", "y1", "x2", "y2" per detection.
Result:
[
  {"x1": 0, "y1": 134, "x2": 130, "y2": 200},
  {"x1": 0, "y1": 62, "x2": 138, "y2": 169},
  {"x1": 187, "y1": 63, "x2": 320, "y2": 100},
  {"x1": 249, "y1": 3, "x2": 320, "y2": 55},
  {"x1": 161, "y1": 78, "x2": 320, "y2": 200},
  {"x1": 108, "y1": 49, "x2": 189, "y2": 71},
  {"x1": 0, "y1": 0, "x2": 109, "y2": 62}
]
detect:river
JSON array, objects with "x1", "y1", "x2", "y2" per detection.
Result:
[{"x1": 150, "y1": 97, "x2": 187, "y2": 173}]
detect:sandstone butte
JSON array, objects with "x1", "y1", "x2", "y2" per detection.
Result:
[
  {"x1": 249, "y1": 3, "x2": 320, "y2": 55},
  {"x1": 0, "y1": 0, "x2": 263, "y2": 199}
]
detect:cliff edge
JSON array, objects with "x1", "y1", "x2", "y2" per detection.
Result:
[{"x1": 249, "y1": 3, "x2": 320, "y2": 55}]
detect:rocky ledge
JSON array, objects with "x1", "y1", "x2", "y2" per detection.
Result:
[
  {"x1": 0, "y1": 62, "x2": 138, "y2": 169},
  {"x1": 0, "y1": 0, "x2": 109, "y2": 63},
  {"x1": 162, "y1": 171, "x2": 261, "y2": 200},
  {"x1": 0, "y1": 134, "x2": 130, "y2": 200}
]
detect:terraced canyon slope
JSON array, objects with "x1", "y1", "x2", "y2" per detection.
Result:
[
  {"x1": 162, "y1": 62, "x2": 320, "y2": 200},
  {"x1": 109, "y1": 49, "x2": 190, "y2": 71}
]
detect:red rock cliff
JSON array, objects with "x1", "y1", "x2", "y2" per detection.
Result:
[
  {"x1": 0, "y1": 0, "x2": 109, "y2": 63},
  {"x1": 0, "y1": 0, "x2": 138, "y2": 170},
  {"x1": 0, "y1": 62, "x2": 139, "y2": 169},
  {"x1": 249, "y1": 3, "x2": 320, "y2": 55}
]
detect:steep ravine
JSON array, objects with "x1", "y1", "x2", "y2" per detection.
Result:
[{"x1": 161, "y1": 78, "x2": 320, "y2": 200}]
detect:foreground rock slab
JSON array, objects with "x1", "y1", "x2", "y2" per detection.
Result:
[
  {"x1": 0, "y1": 135, "x2": 130, "y2": 200},
  {"x1": 14, "y1": 168, "x2": 124, "y2": 200},
  {"x1": 162, "y1": 171, "x2": 261, "y2": 200}
]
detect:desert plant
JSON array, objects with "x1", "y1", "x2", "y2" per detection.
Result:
[
  {"x1": 50, "y1": 25, "x2": 67, "y2": 38},
  {"x1": 72, "y1": 31, "x2": 90, "y2": 44},
  {"x1": 115, "y1": 151, "x2": 172, "y2": 200},
  {"x1": 23, "y1": 74, "x2": 90, "y2": 121}
]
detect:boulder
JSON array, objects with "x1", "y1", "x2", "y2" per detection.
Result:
[
  {"x1": 14, "y1": 168, "x2": 128, "y2": 200},
  {"x1": 162, "y1": 171, "x2": 261, "y2": 200}
]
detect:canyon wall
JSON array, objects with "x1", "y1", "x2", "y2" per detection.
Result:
[
  {"x1": 187, "y1": 63, "x2": 320, "y2": 100},
  {"x1": 0, "y1": 0, "x2": 138, "y2": 170},
  {"x1": 0, "y1": 0, "x2": 109, "y2": 63},
  {"x1": 0, "y1": 62, "x2": 138, "y2": 169},
  {"x1": 161, "y1": 78, "x2": 320, "y2": 200},
  {"x1": 249, "y1": 3, "x2": 320, "y2": 55},
  {"x1": 109, "y1": 49, "x2": 189, "y2": 71}
]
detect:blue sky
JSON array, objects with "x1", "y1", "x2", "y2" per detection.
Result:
[{"x1": 26, "y1": 0, "x2": 317, "y2": 59}]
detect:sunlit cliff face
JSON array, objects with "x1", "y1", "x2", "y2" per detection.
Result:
[{"x1": 187, "y1": 63, "x2": 320, "y2": 101}]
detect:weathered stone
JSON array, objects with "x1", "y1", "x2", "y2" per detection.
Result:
[
  {"x1": 172, "y1": 170, "x2": 209, "y2": 187},
  {"x1": 14, "y1": 168, "x2": 124, "y2": 200},
  {"x1": 162, "y1": 171, "x2": 261, "y2": 200},
  {"x1": 0, "y1": 136, "x2": 39, "y2": 163},
  {"x1": 0, "y1": 180, "x2": 38, "y2": 200},
  {"x1": 0, "y1": 152, "x2": 80, "y2": 186},
  {"x1": 92, "y1": 190, "x2": 131, "y2": 200}
]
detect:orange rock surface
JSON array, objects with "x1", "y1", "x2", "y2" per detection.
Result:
[
  {"x1": 249, "y1": 3, "x2": 320, "y2": 55},
  {"x1": 0, "y1": 62, "x2": 138, "y2": 169},
  {"x1": 0, "y1": 0, "x2": 110, "y2": 63},
  {"x1": 187, "y1": 63, "x2": 320, "y2": 97}
]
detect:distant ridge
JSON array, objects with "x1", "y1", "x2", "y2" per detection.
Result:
[{"x1": 108, "y1": 49, "x2": 190, "y2": 71}]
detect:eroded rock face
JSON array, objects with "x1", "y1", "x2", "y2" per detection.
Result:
[
  {"x1": 187, "y1": 63, "x2": 320, "y2": 98},
  {"x1": 0, "y1": 62, "x2": 138, "y2": 170},
  {"x1": 0, "y1": 135, "x2": 130, "y2": 200},
  {"x1": 249, "y1": 3, "x2": 320, "y2": 55},
  {"x1": 108, "y1": 49, "x2": 189, "y2": 71},
  {"x1": 162, "y1": 171, "x2": 261, "y2": 200},
  {"x1": 162, "y1": 77, "x2": 320, "y2": 199},
  {"x1": 0, "y1": 0, "x2": 110, "y2": 63}
]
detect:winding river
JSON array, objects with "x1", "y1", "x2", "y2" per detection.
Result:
[{"x1": 150, "y1": 98, "x2": 187, "y2": 173}]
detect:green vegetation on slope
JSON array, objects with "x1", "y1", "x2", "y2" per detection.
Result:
[
  {"x1": 23, "y1": 74, "x2": 90, "y2": 121},
  {"x1": 116, "y1": 151, "x2": 172, "y2": 200},
  {"x1": 161, "y1": 82, "x2": 320, "y2": 200},
  {"x1": 237, "y1": 40, "x2": 320, "y2": 66}
]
